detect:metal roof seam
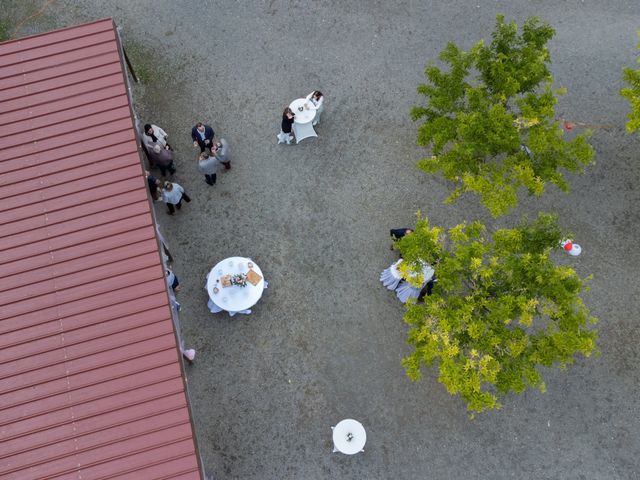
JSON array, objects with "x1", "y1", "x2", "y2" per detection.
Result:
[
  {"x1": 0, "y1": 76, "x2": 125, "y2": 119},
  {"x1": 1, "y1": 388, "x2": 187, "y2": 447},
  {"x1": 0, "y1": 18, "x2": 113, "y2": 50},
  {"x1": 0, "y1": 36, "x2": 117, "y2": 70},
  {"x1": 0, "y1": 101, "x2": 128, "y2": 143},
  {"x1": 0, "y1": 212, "x2": 152, "y2": 258},
  {"x1": 0, "y1": 108, "x2": 132, "y2": 151},
  {"x1": 2, "y1": 69, "x2": 118, "y2": 113},
  {"x1": 0, "y1": 335, "x2": 177, "y2": 386},
  {"x1": 0, "y1": 235, "x2": 156, "y2": 279},
  {"x1": 0, "y1": 349, "x2": 177, "y2": 402},
  {"x1": 0, "y1": 194, "x2": 149, "y2": 239},
  {"x1": 0, "y1": 360, "x2": 180, "y2": 415},
  {"x1": 0, "y1": 222, "x2": 153, "y2": 270},
  {"x1": 0, "y1": 269, "x2": 164, "y2": 322},
  {"x1": 43, "y1": 450, "x2": 198, "y2": 480},
  {"x1": 1, "y1": 423, "x2": 195, "y2": 478},
  {"x1": 0, "y1": 378, "x2": 188, "y2": 433},
  {"x1": 0, "y1": 50, "x2": 118, "y2": 85},
  {"x1": 0, "y1": 90, "x2": 127, "y2": 129},
  {"x1": 2, "y1": 417, "x2": 194, "y2": 472},
  {"x1": 0, "y1": 315, "x2": 171, "y2": 364},
  {"x1": 0, "y1": 150, "x2": 140, "y2": 189}
]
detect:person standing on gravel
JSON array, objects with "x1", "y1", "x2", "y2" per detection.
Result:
[
  {"x1": 142, "y1": 123, "x2": 170, "y2": 150},
  {"x1": 198, "y1": 151, "x2": 220, "y2": 186},
  {"x1": 160, "y1": 181, "x2": 191, "y2": 215},
  {"x1": 278, "y1": 107, "x2": 295, "y2": 145},
  {"x1": 305, "y1": 90, "x2": 324, "y2": 126},
  {"x1": 149, "y1": 144, "x2": 177, "y2": 176},
  {"x1": 191, "y1": 122, "x2": 215, "y2": 152},
  {"x1": 212, "y1": 138, "x2": 230, "y2": 170}
]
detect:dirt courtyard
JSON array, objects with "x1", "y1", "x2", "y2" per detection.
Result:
[{"x1": 3, "y1": 1, "x2": 640, "y2": 479}]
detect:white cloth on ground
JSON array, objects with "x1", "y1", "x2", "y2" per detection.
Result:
[{"x1": 380, "y1": 259, "x2": 403, "y2": 290}]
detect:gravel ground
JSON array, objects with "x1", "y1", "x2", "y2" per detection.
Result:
[{"x1": 3, "y1": 1, "x2": 640, "y2": 479}]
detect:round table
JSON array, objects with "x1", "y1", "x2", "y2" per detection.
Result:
[
  {"x1": 289, "y1": 98, "x2": 316, "y2": 124},
  {"x1": 288, "y1": 98, "x2": 318, "y2": 143},
  {"x1": 332, "y1": 419, "x2": 366, "y2": 455},
  {"x1": 206, "y1": 257, "x2": 265, "y2": 312},
  {"x1": 390, "y1": 260, "x2": 434, "y2": 284}
]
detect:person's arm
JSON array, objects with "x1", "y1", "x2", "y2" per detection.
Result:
[
  {"x1": 156, "y1": 125, "x2": 167, "y2": 139},
  {"x1": 191, "y1": 127, "x2": 198, "y2": 142},
  {"x1": 206, "y1": 126, "x2": 214, "y2": 142}
]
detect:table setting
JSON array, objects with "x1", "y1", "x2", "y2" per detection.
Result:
[{"x1": 206, "y1": 257, "x2": 266, "y2": 315}]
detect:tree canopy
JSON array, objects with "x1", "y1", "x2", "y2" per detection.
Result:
[
  {"x1": 398, "y1": 213, "x2": 598, "y2": 414},
  {"x1": 621, "y1": 32, "x2": 640, "y2": 133},
  {"x1": 411, "y1": 15, "x2": 594, "y2": 217}
]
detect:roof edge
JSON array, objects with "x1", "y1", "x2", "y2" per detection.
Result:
[{"x1": 0, "y1": 17, "x2": 114, "y2": 46}]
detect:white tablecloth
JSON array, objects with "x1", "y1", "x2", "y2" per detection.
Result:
[
  {"x1": 391, "y1": 260, "x2": 434, "y2": 284},
  {"x1": 289, "y1": 98, "x2": 317, "y2": 143},
  {"x1": 380, "y1": 259, "x2": 403, "y2": 290},
  {"x1": 289, "y1": 98, "x2": 316, "y2": 124},
  {"x1": 206, "y1": 257, "x2": 265, "y2": 312},
  {"x1": 332, "y1": 419, "x2": 366, "y2": 455}
]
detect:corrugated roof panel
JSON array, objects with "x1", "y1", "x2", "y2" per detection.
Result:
[{"x1": 0, "y1": 19, "x2": 201, "y2": 479}]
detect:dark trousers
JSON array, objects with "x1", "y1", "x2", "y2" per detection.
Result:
[
  {"x1": 205, "y1": 174, "x2": 217, "y2": 185},
  {"x1": 158, "y1": 160, "x2": 176, "y2": 176},
  {"x1": 167, "y1": 192, "x2": 191, "y2": 214}
]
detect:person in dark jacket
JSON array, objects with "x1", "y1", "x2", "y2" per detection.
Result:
[
  {"x1": 191, "y1": 122, "x2": 215, "y2": 152},
  {"x1": 149, "y1": 144, "x2": 176, "y2": 176},
  {"x1": 278, "y1": 107, "x2": 295, "y2": 145},
  {"x1": 145, "y1": 171, "x2": 161, "y2": 201},
  {"x1": 390, "y1": 228, "x2": 413, "y2": 254},
  {"x1": 390, "y1": 228, "x2": 413, "y2": 241}
]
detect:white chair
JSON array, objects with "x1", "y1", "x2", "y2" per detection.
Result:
[
  {"x1": 395, "y1": 281, "x2": 422, "y2": 304},
  {"x1": 380, "y1": 260, "x2": 402, "y2": 290},
  {"x1": 292, "y1": 122, "x2": 317, "y2": 143},
  {"x1": 277, "y1": 131, "x2": 293, "y2": 144}
]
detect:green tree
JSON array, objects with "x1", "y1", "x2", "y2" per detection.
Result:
[
  {"x1": 398, "y1": 213, "x2": 598, "y2": 414},
  {"x1": 621, "y1": 32, "x2": 640, "y2": 133},
  {"x1": 411, "y1": 15, "x2": 594, "y2": 217}
]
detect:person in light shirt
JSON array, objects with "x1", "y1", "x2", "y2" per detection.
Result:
[
  {"x1": 160, "y1": 181, "x2": 191, "y2": 215},
  {"x1": 305, "y1": 90, "x2": 324, "y2": 126}
]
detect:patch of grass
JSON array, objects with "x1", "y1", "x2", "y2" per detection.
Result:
[
  {"x1": 0, "y1": 21, "x2": 12, "y2": 42},
  {"x1": 123, "y1": 40, "x2": 154, "y2": 84}
]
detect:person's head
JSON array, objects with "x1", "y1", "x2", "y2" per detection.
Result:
[
  {"x1": 163, "y1": 181, "x2": 173, "y2": 191},
  {"x1": 200, "y1": 151, "x2": 210, "y2": 160},
  {"x1": 196, "y1": 122, "x2": 205, "y2": 132},
  {"x1": 283, "y1": 107, "x2": 293, "y2": 118},
  {"x1": 144, "y1": 124, "x2": 153, "y2": 135},
  {"x1": 153, "y1": 144, "x2": 162, "y2": 154},
  {"x1": 313, "y1": 91, "x2": 323, "y2": 100},
  {"x1": 405, "y1": 229, "x2": 413, "y2": 235},
  {"x1": 213, "y1": 141, "x2": 222, "y2": 150}
]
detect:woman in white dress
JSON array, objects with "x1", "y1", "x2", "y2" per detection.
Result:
[{"x1": 305, "y1": 90, "x2": 324, "y2": 126}]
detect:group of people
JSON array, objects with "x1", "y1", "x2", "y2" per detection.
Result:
[
  {"x1": 279, "y1": 90, "x2": 324, "y2": 145},
  {"x1": 141, "y1": 121, "x2": 231, "y2": 215}
]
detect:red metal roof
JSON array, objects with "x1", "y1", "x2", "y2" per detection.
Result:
[{"x1": 0, "y1": 19, "x2": 202, "y2": 480}]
